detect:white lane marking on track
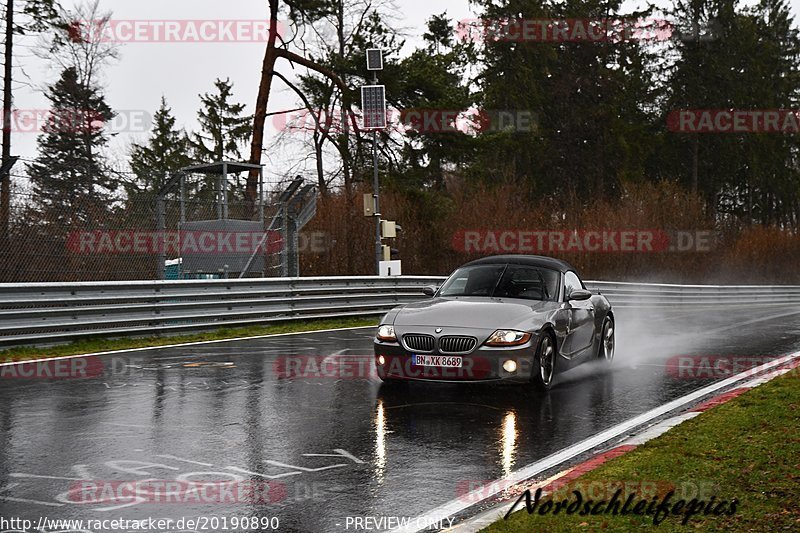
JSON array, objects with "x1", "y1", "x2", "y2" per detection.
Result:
[
  {"x1": 155, "y1": 455, "x2": 214, "y2": 467},
  {"x1": 225, "y1": 466, "x2": 303, "y2": 479},
  {"x1": 9, "y1": 473, "x2": 85, "y2": 481},
  {"x1": 0, "y1": 326, "x2": 377, "y2": 368},
  {"x1": 316, "y1": 348, "x2": 352, "y2": 365},
  {"x1": 0, "y1": 495, "x2": 64, "y2": 507},
  {"x1": 390, "y1": 350, "x2": 800, "y2": 533},
  {"x1": 622, "y1": 412, "x2": 702, "y2": 445},
  {"x1": 741, "y1": 365, "x2": 798, "y2": 387},
  {"x1": 264, "y1": 460, "x2": 347, "y2": 472},
  {"x1": 302, "y1": 449, "x2": 365, "y2": 464}
]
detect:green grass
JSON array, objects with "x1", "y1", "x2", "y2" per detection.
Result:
[
  {"x1": 483, "y1": 372, "x2": 800, "y2": 532},
  {"x1": 0, "y1": 316, "x2": 380, "y2": 363}
]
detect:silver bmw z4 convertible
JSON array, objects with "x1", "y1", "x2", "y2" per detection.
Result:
[{"x1": 374, "y1": 255, "x2": 614, "y2": 390}]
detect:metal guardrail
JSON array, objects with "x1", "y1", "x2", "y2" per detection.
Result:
[
  {"x1": 586, "y1": 281, "x2": 800, "y2": 307},
  {"x1": 0, "y1": 277, "x2": 799, "y2": 348},
  {"x1": 0, "y1": 276, "x2": 444, "y2": 347}
]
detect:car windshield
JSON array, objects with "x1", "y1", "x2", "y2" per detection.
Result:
[{"x1": 438, "y1": 264, "x2": 560, "y2": 302}]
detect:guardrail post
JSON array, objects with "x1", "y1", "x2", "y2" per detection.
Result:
[{"x1": 156, "y1": 196, "x2": 166, "y2": 280}]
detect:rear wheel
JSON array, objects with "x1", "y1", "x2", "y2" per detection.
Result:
[
  {"x1": 531, "y1": 332, "x2": 557, "y2": 391},
  {"x1": 598, "y1": 316, "x2": 615, "y2": 363}
]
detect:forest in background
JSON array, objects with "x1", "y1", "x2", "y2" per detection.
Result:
[{"x1": 1, "y1": 0, "x2": 799, "y2": 282}]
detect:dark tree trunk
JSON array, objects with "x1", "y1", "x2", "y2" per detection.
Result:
[
  {"x1": 246, "y1": 0, "x2": 281, "y2": 214},
  {"x1": 247, "y1": 0, "x2": 356, "y2": 218},
  {"x1": 1, "y1": 0, "x2": 14, "y2": 242}
]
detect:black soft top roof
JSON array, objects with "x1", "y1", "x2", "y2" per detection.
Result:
[{"x1": 462, "y1": 254, "x2": 575, "y2": 273}]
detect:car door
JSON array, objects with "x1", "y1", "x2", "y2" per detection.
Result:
[{"x1": 562, "y1": 271, "x2": 596, "y2": 357}]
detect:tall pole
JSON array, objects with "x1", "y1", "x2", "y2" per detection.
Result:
[
  {"x1": 363, "y1": 50, "x2": 385, "y2": 275},
  {"x1": 372, "y1": 72, "x2": 381, "y2": 275},
  {"x1": 1, "y1": 0, "x2": 14, "y2": 243},
  {"x1": 156, "y1": 196, "x2": 166, "y2": 280},
  {"x1": 373, "y1": 130, "x2": 380, "y2": 274},
  {"x1": 690, "y1": 5, "x2": 700, "y2": 196}
]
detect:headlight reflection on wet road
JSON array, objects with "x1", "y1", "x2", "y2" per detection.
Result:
[
  {"x1": 501, "y1": 410, "x2": 517, "y2": 477},
  {"x1": 375, "y1": 399, "x2": 387, "y2": 483}
]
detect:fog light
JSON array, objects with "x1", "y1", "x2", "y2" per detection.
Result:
[
  {"x1": 377, "y1": 355, "x2": 386, "y2": 365},
  {"x1": 503, "y1": 359, "x2": 517, "y2": 373}
]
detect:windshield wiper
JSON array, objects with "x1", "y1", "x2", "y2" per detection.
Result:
[{"x1": 489, "y1": 264, "x2": 509, "y2": 298}]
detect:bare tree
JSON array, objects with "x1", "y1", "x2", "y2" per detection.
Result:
[
  {"x1": 246, "y1": 0, "x2": 399, "y2": 208},
  {"x1": 2, "y1": 0, "x2": 59, "y2": 242},
  {"x1": 36, "y1": 0, "x2": 119, "y2": 90}
]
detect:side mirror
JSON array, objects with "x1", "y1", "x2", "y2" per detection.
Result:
[
  {"x1": 568, "y1": 289, "x2": 593, "y2": 302},
  {"x1": 422, "y1": 286, "x2": 438, "y2": 297}
]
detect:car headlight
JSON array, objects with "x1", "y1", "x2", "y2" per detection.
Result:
[
  {"x1": 376, "y1": 325, "x2": 397, "y2": 342},
  {"x1": 485, "y1": 329, "x2": 532, "y2": 347}
]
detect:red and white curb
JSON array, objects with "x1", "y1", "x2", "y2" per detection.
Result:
[{"x1": 391, "y1": 351, "x2": 800, "y2": 533}]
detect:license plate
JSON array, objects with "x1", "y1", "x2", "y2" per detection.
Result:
[{"x1": 412, "y1": 354, "x2": 463, "y2": 368}]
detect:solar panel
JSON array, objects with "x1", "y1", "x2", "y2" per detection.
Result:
[
  {"x1": 366, "y1": 48, "x2": 383, "y2": 71},
  {"x1": 361, "y1": 85, "x2": 387, "y2": 129}
]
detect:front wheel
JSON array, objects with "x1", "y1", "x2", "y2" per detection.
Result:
[
  {"x1": 598, "y1": 316, "x2": 615, "y2": 364},
  {"x1": 531, "y1": 332, "x2": 557, "y2": 391}
]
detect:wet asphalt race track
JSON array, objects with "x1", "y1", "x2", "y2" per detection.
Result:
[{"x1": 1, "y1": 304, "x2": 800, "y2": 533}]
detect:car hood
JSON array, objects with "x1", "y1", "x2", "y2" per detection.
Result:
[{"x1": 392, "y1": 297, "x2": 558, "y2": 330}]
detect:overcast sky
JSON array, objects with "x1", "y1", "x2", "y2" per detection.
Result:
[
  {"x1": 9, "y1": 0, "x2": 800, "y2": 185},
  {"x1": 10, "y1": 0, "x2": 475, "y2": 184}
]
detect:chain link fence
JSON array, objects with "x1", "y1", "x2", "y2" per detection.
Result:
[{"x1": 0, "y1": 176, "x2": 314, "y2": 282}]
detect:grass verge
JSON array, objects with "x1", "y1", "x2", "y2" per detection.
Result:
[
  {"x1": 483, "y1": 371, "x2": 800, "y2": 532},
  {"x1": 0, "y1": 316, "x2": 380, "y2": 363}
]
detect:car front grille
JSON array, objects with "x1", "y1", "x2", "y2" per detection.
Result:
[
  {"x1": 439, "y1": 336, "x2": 478, "y2": 354},
  {"x1": 403, "y1": 334, "x2": 435, "y2": 353}
]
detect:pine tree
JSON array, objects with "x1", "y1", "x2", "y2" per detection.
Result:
[
  {"x1": 657, "y1": 0, "x2": 800, "y2": 225},
  {"x1": 390, "y1": 12, "x2": 476, "y2": 191},
  {"x1": 467, "y1": 0, "x2": 658, "y2": 200},
  {"x1": 188, "y1": 78, "x2": 252, "y2": 163},
  {"x1": 27, "y1": 66, "x2": 116, "y2": 228},
  {"x1": 128, "y1": 97, "x2": 192, "y2": 195},
  {"x1": 423, "y1": 13, "x2": 454, "y2": 54}
]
